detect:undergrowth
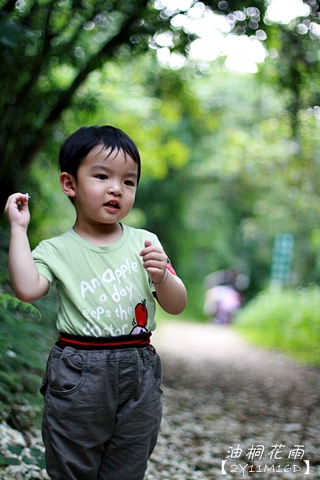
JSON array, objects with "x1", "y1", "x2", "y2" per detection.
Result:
[
  {"x1": 0, "y1": 229, "x2": 57, "y2": 429},
  {"x1": 234, "y1": 285, "x2": 320, "y2": 366}
]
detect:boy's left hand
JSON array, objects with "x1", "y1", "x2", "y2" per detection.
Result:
[{"x1": 140, "y1": 240, "x2": 167, "y2": 285}]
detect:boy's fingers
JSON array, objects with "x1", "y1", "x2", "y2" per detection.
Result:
[
  {"x1": 8, "y1": 193, "x2": 29, "y2": 206},
  {"x1": 140, "y1": 240, "x2": 152, "y2": 256}
]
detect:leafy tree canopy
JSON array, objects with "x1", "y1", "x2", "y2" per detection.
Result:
[{"x1": 1, "y1": 0, "x2": 317, "y2": 210}]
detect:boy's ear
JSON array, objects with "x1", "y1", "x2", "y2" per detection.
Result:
[{"x1": 60, "y1": 172, "x2": 76, "y2": 198}]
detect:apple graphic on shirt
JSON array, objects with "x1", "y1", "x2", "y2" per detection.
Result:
[{"x1": 130, "y1": 300, "x2": 148, "y2": 335}]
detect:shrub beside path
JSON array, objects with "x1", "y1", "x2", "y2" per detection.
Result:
[{"x1": 145, "y1": 320, "x2": 320, "y2": 479}]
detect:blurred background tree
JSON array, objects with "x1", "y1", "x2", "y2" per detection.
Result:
[
  {"x1": 2, "y1": 0, "x2": 320, "y2": 435},
  {"x1": 0, "y1": 0, "x2": 271, "y2": 209},
  {"x1": 0, "y1": 0, "x2": 320, "y2": 336}
]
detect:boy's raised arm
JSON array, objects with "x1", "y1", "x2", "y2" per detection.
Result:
[
  {"x1": 152, "y1": 269, "x2": 187, "y2": 315},
  {"x1": 140, "y1": 240, "x2": 187, "y2": 315},
  {"x1": 5, "y1": 193, "x2": 50, "y2": 302}
]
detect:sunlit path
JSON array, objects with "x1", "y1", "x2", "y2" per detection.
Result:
[
  {"x1": 153, "y1": 320, "x2": 306, "y2": 380},
  {"x1": 145, "y1": 320, "x2": 320, "y2": 479}
]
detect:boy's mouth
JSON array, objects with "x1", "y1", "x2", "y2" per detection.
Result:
[{"x1": 104, "y1": 200, "x2": 120, "y2": 209}]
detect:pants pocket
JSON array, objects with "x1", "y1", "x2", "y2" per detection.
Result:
[
  {"x1": 147, "y1": 350, "x2": 163, "y2": 395},
  {"x1": 48, "y1": 349, "x2": 86, "y2": 396}
]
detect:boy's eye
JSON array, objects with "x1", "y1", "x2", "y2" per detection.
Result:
[
  {"x1": 124, "y1": 180, "x2": 135, "y2": 186},
  {"x1": 96, "y1": 174, "x2": 107, "y2": 180}
]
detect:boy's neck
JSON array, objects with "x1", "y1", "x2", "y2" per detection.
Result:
[{"x1": 72, "y1": 221, "x2": 123, "y2": 246}]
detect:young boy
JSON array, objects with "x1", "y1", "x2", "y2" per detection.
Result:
[{"x1": 5, "y1": 125, "x2": 187, "y2": 480}]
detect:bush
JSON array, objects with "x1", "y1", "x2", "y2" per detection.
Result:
[
  {"x1": 234, "y1": 285, "x2": 320, "y2": 365},
  {"x1": 0, "y1": 294, "x2": 49, "y2": 425},
  {"x1": 0, "y1": 229, "x2": 57, "y2": 429}
]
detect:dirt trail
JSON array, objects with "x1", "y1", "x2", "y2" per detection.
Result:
[
  {"x1": 152, "y1": 320, "x2": 307, "y2": 381},
  {"x1": 145, "y1": 320, "x2": 320, "y2": 479},
  {"x1": 1, "y1": 320, "x2": 319, "y2": 479}
]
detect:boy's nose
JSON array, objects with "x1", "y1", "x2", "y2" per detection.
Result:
[{"x1": 108, "y1": 181, "x2": 122, "y2": 196}]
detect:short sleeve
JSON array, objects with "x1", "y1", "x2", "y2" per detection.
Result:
[{"x1": 32, "y1": 242, "x2": 54, "y2": 284}]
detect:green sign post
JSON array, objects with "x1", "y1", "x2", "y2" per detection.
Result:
[{"x1": 270, "y1": 233, "x2": 294, "y2": 286}]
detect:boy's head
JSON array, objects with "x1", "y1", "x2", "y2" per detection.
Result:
[{"x1": 59, "y1": 125, "x2": 141, "y2": 183}]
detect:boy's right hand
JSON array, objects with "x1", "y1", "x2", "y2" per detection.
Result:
[{"x1": 4, "y1": 193, "x2": 31, "y2": 230}]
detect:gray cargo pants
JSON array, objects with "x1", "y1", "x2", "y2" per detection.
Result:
[{"x1": 41, "y1": 344, "x2": 163, "y2": 480}]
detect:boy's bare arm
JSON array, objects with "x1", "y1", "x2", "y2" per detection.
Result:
[
  {"x1": 5, "y1": 193, "x2": 50, "y2": 302},
  {"x1": 140, "y1": 240, "x2": 187, "y2": 315},
  {"x1": 153, "y1": 271, "x2": 187, "y2": 315}
]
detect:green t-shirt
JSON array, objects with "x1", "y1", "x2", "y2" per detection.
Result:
[{"x1": 32, "y1": 224, "x2": 161, "y2": 337}]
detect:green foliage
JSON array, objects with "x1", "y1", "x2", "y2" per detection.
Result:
[
  {"x1": 2, "y1": 0, "x2": 252, "y2": 209},
  {"x1": 1, "y1": 0, "x2": 320, "y2": 328},
  {"x1": 25, "y1": 53, "x2": 320, "y2": 315},
  {"x1": 0, "y1": 228, "x2": 57, "y2": 429},
  {"x1": 0, "y1": 293, "x2": 44, "y2": 414},
  {"x1": 0, "y1": 442, "x2": 46, "y2": 475},
  {"x1": 0, "y1": 0, "x2": 162, "y2": 207},
  {"x1": 0, "y1": 294, "x2": 41, "y2": 320},
  {"x1": 234, "y1": 285, "x2": 320, "y2": 365}
]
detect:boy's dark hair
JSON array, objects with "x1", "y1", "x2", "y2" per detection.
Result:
[{"x1": 59, "y1": 125, "x2": 141, "y2": 183}]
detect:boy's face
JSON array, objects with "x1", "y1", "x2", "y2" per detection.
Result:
[{"x1": 67, "y1": 144, "x2": 138, "y2": 227}]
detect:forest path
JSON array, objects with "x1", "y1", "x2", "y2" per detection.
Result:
[
  {"x1": 152, "y1": 319, "x2": 306, "y2": 382},
  {"x1": 145, "y1": 320, "x2": 320, "y2": 479}
]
